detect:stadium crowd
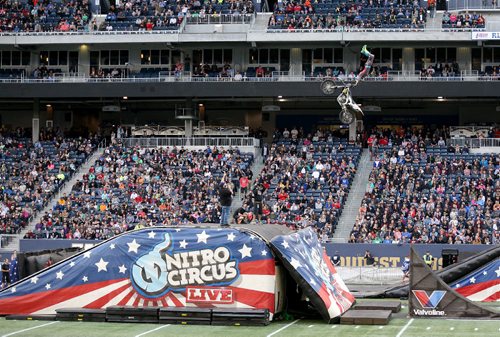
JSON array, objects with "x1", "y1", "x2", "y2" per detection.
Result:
[
  {"x1": 26, "y1": 145, "x2": 253, "y2": 239},
  {"x1": 0, "y1": 129, "x2": 97, "y2": 235},
  {"x1": 442, "y1": 11, "x2": 486, "y2": 29},
  {"x1": 102, "y1": 0, "x2": 254, "y2": 31},
  {"x1": 268, "y1": 0, "x2": 427, "y2": 30},
  {"x1": 0, "y1": 0, "x2": 91, "y2": 33},
  {"x1": 236, "y1": 128, "x2": 360, "y2": 240},
  {"x1": 350, "y1": 127, "x2": 499, "y2": 245}
]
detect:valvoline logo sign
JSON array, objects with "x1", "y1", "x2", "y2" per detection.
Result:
[{"x1": 412, "y1": 290, "x2": 447, "y2": 316}]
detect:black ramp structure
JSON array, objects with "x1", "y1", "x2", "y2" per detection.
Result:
[
  {"x1": 409, "y1": 246, "x2": 499, "y2": 319},
  {"x1": 382, "y1": 244, "x2": 500, "y2": 299}
]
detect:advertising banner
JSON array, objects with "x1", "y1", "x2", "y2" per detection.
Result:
[{"x1": 0, "y1": 228, "x2": 276, "y2": 315}]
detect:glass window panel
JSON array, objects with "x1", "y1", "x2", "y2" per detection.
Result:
[
  {"x1": 494, "y1": 48, "x2": 500, "y2": 63},
  {"x1": 249, "y1": 48, "x2": 258, "y2": 64},
  {"x1": 90, "y1": 51, "x2": 99, "y2": 67},
  {"x1": 161, "y1": 50, "x2": 169, "y2": 65},
  {"x1": 381, "y1": 48, "x2": 391, "y2": 63},
  {"x1": 324, "y1": 48, "x2": 333, "y2": 63},
  {"x1": 48, "y1": 51, "x2": 58, "y2": 66},
  {"x1": 483, "y1": 47, "x2": 493, "y2": 63},
  {"x1": 436, "y1": 48, "x2": 446, "y2": 63},
  {"x1": 214, "y1": 49, "x2": 223, "y2": 64},
  {"x1": 11, "y1": 51, "x2": 21, "y2": 66},
  {"x1": 110, "y1": 50, "x2": 119, "y2": 65},
  {"x1": 280, "y1": 49, "x2": 290, "y2": 71},
  {"x1": 141, "y1": 50, "x2": 149, "y2": 65},
  {"x1": 426, "y1": 48, "x2": 436, "y2": 63},
  {"x1": 392, "y1": 48, "x2": 402, "y2": 70},
  {"x1": 69, "y1": 51, "x2": 78, "y2": 72},
  {"x1": 192, "y1": 49, "x2": 202, "y2": 67},
  {"x1": 269, "y1": 49, "x2": 279, "y2": 63},
  {"x1": 100, "y1": 50, "x2": 109, "y2": 66},
  {"x1": 59, "y1": 51, "x2": 67, "y2": 65},
  {"x1": 171, "y1": 50, "x2": 181, "y2": 64},
  {"x1": 22, "y1": 51, "x2": 30, "y2": 66},
  {"x1": 471, "y1": 48, "x2": 481, "y2": 71},
  {"x1": 313, "y1": 48, "x2": 323, "y2": 63},
  {"x1": 120, "y1": 50, "x2": 129, "y2": 65},
  {"x1": 203, "y1": 49, "x2": 212, "y2": 64},
  {"x1": 3, "y1": 51, "x2": 10, "y2": 65},
  {"x1": 223, "y1": 49, "x2": 232, "y2": 63},
  {"x1": 259, "y1": 49, "x2": 269, "y2": 64},
  {"x1": 334, "y1": 48, "x2": 343, "y2": 63},
  {"x1": 447, "y1": 48, "x2": 456, "y2": 63},
  {"x1": 151, "y1": 50, "x2": 160, "y2": 64},
  {"x1": 415, "y1": 48, "x2": 425, "y2": 70}
]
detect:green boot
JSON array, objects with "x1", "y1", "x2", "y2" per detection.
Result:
[{"x1": 361, "y1": 45, "x2": 370, "y2": 57}]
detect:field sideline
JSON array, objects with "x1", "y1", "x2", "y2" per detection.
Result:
[{"x1": 0, "y1": 301, "x2": 498, "y2": 337}]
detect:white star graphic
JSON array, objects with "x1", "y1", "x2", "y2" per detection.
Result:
[
  {"x1": 309, "y1": 278, "x2": 317, "y2": 286},
  {"x1": 238, "y1": 244, "x2": 253, "y2": 258},
  {"x1": 83, "y1": 251, "x2": 92, "y2": 258},
  {"x1": 290, "y1": 257, "x2": 302, "y2": 269},
  {"x1": 483, "y1": 271, "x2": 488, "y2": 276},
  {"x1": 495, "y1": 267, "x2": 500, "y2": 278},
  {"x1": 82, "y1": 276, "x2": 88, "y2": 282},
  {"x1": 95, "y1": 258, "x2": 109, "y2": 272},
  {"x1": 197, "y1": 230, "x2": 210, "y2": 244},
  {"x1": 470, "y1": 277, "x2": 476, "y2": 284},
  {"x1": 11, "y1": 287, "x2": 16, "y2": 293},
  {"x1": 261, "y1": 250, "x2": 268, "y2": 256},
  {"x1": 281, "y1": 240, "x2": 289, "y2": 249},
  {"x1": 45, "y1": 283, "x2": 51, "y2": 290},
  {"x1": 56, "y1": 271, "x2": 64, "y2": 280},
  {"x1": 249, "y1": 234, "x2": 256, "y2": 240},
  {"x1": 110, "y1": 244, "x2": 116, "y2": 250},
  {"x1": 118, "y1": 264, "x2": 127, "y2": 274},
  {"x1": 179, "y1": 240, "x2": 188, "y2": 249},
  {"x1": 175, "y1": 228, "x2": 181, "y2": 232},
  {"x1": 69, "y1": 261, "x2": 75, "y2": 267},
  {"x1": 148, "y1": 231, "x2": 156, "y2": 239},
  {"x1": 30, "y1": 276, "x2": 39, "y2": 284},
  {"x1": 455, "y1": 284, "x2": 461, "y2": 288},
  {"x1": 127, "y1": 239, "x2": 141, "y2": 253},
  {"x1": 227, "y1": 232, "x2": 236, "y2": 242}
]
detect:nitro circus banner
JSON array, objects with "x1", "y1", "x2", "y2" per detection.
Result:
[
  {"x1": 270, "y1": 228, "x2": 355, "y2": 322},
  {"x1": 450, "y1": 258, "x2": 500, "y2": 302},
  {"x1": 0, "y1": 228, "x2": 276, "y2": 315}
]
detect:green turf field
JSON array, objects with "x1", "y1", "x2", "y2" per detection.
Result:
[{"x1": 0, "y1": 301, "x2": 498, "y2": 337}]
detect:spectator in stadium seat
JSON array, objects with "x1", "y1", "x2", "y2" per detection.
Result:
[
  {"x1": 1, "y1": 259, "x2": 9, "y2": 289},
  {"x1": 219, "y1": 177, "x2": 233, "y2": 227}
]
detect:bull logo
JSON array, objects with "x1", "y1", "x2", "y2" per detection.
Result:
[{"x1": 131, "y1": 233, "x2": 171, "y2": 297}]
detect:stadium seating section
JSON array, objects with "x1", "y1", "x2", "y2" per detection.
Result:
[
  {"x1": 350, "y1": 131, "x2": 498, "y2": 244},
  {"x1": 0, "y1": 0, "x2": 91, "y2": 32},
  {"x1": 268, "y1": 0, "x2": 427, "y2": 30},
  {"x1": 27, "y1": 146, "x2": 254, "y2": 239},
  {"x1": 442, "y1": 11, "x2": 485, "y2": 29},
  {"x1": 239, "y1": 130, "x2": 361, "y2": 239},
  {"x1": 0, "y1": 135, "x2": 96, "y2": 235}
]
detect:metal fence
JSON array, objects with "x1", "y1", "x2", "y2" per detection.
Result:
[
  {"x1": 448, "y1": 137, "x2": 500, "y2": 148},
  {"x1": 5, "y1": 72, "x2": 500, "y2": 84},
  {"x1": 185, "y1": 14, "x2": 253, "y2": 25},
  {"x1": 121, "y1": 137, "x2": 260, "y2": 148}
]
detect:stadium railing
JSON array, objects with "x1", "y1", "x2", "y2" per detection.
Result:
[
  {"x1": 448, "y1": 137, "x2": 500, "y2": 148},
  {"x1": 4, "y1": 72, "x2": 500, "y2": 83},
  {"x1": 121, "y1": 137, "x2": 260, "y2": 148}
]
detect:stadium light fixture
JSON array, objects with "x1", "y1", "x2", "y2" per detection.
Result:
[
  {"x1": 437, "y1": 96, "x2": 445, "y2": 101},
  {"x1": 277, "y1": 96, "x2": 283, "y2": 99},
  {"x1": 122, "y1": 96, "x2": 128, "y2": 100},
  {"x1": 46, "y1": 104, "x2": 51, "y2": 108}
]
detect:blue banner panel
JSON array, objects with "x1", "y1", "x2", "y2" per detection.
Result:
[{"x1": 1, "y1": 227, "x2": 276, "y2": 315}]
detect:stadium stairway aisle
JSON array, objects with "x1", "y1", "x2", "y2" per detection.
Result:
[
  {"x1": 426, "y1": 11, "x2": 444, "y2": 29},
  {"x1": 5, "y1": 147, "x2": 105, "y2": 251},
  {"x1": 230, "y1": 151, "x2": 264, "y2": 221},
  {"x1": 332, "y1": 149, "x2": 372, "y2": 242},
  {"x1": 250, "y1": 13, "x2": 273, "y2": 32}
]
